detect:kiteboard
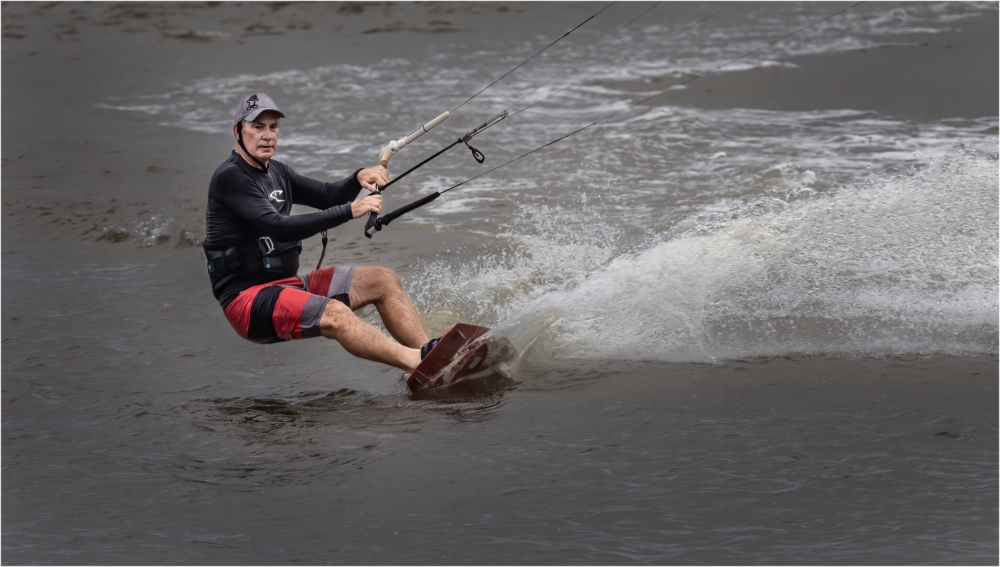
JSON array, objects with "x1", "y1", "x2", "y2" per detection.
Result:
[{"x1": 406, "y1": 323, "x2": 513, "y2": 392}]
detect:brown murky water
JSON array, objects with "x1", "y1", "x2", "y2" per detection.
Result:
[{"x1": 3, "y1": 2, "x2": 997, "y2": 564}]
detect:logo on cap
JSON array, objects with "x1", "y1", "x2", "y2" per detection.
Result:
[{"x1": 235, "y1": 93, "x2": 283, "y2": 124}]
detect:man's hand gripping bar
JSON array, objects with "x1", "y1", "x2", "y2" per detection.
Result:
[{"x1": 365, "y1": 111, "x2": 451, "y2": 238}]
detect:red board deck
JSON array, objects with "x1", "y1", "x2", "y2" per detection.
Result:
[{"x1": 406, "y1": 323, "x2": 508, "y2": 392}]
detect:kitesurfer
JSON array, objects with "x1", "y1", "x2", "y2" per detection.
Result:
[{"x1": 203, "y1": 93, "x2": 436, "y2": 372}]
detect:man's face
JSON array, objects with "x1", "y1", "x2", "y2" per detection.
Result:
[{"x1": 239, "y1": 111, "x2": 280, "y2": 162}]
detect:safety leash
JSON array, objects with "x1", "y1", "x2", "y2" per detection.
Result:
[{"x1": 315, "y1": 230, "x2": 327, "y2": 270}]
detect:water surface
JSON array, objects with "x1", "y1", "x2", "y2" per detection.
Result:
[{"x1": 2, "y1": 2, "x2": 997, "y2": 564}]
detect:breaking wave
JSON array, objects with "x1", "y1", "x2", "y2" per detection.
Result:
[{"x1": 416, "y1": 145, "x2": 999, "y2": 362}]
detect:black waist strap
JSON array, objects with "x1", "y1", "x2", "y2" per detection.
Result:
[{"x1": 205, "y1": 238, "x2": 301, "y2": 305}]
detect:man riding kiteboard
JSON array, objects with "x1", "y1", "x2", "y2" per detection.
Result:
[{"x1": 204, "y1": 93, "x2": 437, "y2": 372}]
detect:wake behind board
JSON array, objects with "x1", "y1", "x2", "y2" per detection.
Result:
[{"x1": 407, "y1": 323, "x2": 513, "y2": 392}]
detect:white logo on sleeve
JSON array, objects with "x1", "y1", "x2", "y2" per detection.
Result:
[{"x1": 269, "y1": 190, "x2": 285, "y2": 202}]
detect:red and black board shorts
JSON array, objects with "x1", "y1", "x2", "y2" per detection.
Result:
[{"x1": 223, "y1": 266, "x2": 354, "y2": 344}]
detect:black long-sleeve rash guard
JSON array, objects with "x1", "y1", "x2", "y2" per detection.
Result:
[{"x1": 203, "y1": 151, "x2": 363, "y2": 305}]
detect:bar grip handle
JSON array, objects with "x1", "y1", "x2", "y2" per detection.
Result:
[
  {"x1": 381, "y1": 192, "x2": 441, "y2": 227},
  {"x1": 363, "y1": 188, "x2": 383, "y2": 239}
]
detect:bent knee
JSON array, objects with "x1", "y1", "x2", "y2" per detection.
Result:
[
  {"x1": 352, "y1": 267, "x2": 403, "y2": 304},
  {"x1": 370, "y1": 266, "x2": 402, "y2": 288},
  {"x1": 319, "y1": 298, "x2": 355, "y2": 336}
]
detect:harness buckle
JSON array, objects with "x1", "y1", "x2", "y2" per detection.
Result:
[{"x1": 258, "y1": 236, "x2": 276, "y2": 255}]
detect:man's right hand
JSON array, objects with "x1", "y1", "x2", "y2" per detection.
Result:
[
  {"x1": 351, "y1": 192, "x2": 383, "y2": 219},
  {"x1": 357, "y1": 165, "x2": 390, "y2": 192}
]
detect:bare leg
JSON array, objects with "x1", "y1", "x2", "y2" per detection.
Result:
[
  {"x1": 319, "y1": 299, "x2": 421, "y2": 372},
  {"x1": 348, "y1": 267, "x2": 430, "y2": 348}
]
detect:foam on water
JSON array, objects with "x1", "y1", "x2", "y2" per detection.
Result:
[
  {"x1": 90, "y1": 0, "x2": 997, "y2": 360},
  {"x1": 422, "y1": 146, "x2": 998, "y2": 363}
]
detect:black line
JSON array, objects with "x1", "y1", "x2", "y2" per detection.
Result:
[
  {"x1": 451, "y1": 2, "x2": 617, "y2": 113},
  {"x1": 441, "y1": 2, "x2": 865, "y2": 196}
]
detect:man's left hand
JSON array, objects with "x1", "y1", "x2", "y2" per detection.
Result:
[{"x1": 357, "y1": 166, "x2": 389, "y2": 192}]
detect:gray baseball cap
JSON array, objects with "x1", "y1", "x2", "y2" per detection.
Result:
[{"x1": 234, "y1": 93, "x2": 285, "y2": 124}]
